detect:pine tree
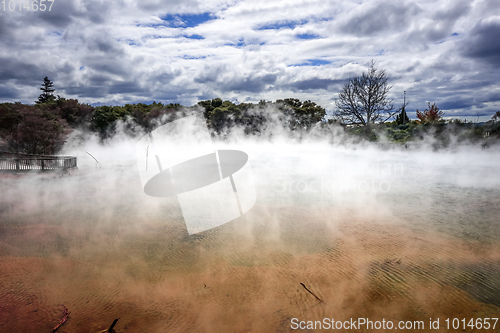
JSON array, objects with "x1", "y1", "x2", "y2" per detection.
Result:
[
  {"x1": 395, "y1": 106, "x2": 409, "y2": 125},
  {"x1": 36, "y1": 76, "x2": 56, "y2": 104}
]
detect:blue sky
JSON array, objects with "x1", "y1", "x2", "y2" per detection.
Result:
[{"x1": 0, "y1": 0, "x2": 499, "y2": 120}]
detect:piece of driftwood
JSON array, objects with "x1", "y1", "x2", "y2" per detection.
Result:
[
  {"x1": 51, "y1": 304, "x2": 70, "y2": 332},
  {"x1": 300, "y1": 283, "x2": 323, "y2": 303},
  {"x1": 97, "y1": 318, "x2": 119, "y2": 333},
  {"x1": 86, "y1": 151, "x2": 101, "y2": 168},
  {"x1": 384, "y1": 257, "x2": 402, "y2": 265}
]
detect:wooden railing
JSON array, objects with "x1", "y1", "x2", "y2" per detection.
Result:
[{"x1": 0, "y1": 156, "x2": 77, "y2": 172}]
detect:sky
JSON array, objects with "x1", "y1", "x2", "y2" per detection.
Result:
[{"x1": 0, "y1": 0, "x2": 499, "y2": 120}]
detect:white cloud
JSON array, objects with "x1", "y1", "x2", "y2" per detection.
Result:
[{"x1": 0, "y1": 0, "x2": 499, "y2": 118}]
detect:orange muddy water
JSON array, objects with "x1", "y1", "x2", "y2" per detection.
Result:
[{"x1": 1, "y1": 150, "x2": 500, "y2": 332}]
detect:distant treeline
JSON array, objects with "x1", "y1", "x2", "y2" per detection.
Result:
[
  {"x1": 0, "y1": 97, "x2": 330, "y2": 154},
  {"x1": 0, "y1": 97, "x2": 499, "y2": 155}
]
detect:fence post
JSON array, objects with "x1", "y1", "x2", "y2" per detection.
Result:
[
  {"x1": 42, "y1": 159, "x2": 45, "y2": 171},
  {"x1": 16, "y1": 159, "x2": 19, "y2": 171}
]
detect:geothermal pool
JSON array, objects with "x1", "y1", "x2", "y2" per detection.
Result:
[{"x1": 1, "y1": 144, "x2": 499, "y2": 332}]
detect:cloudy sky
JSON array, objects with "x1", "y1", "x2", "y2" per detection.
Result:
[{"x1": 0, "y1": 0, "x2": 499, "y2": 119}]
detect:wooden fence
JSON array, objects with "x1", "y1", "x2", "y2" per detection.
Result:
[{"x1": 0, "y1": 156, "x2": 77, "y2": 172}]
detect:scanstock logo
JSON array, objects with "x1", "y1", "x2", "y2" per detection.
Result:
[{"x1": 136, "y1": 115, "x2": 256, "y2": 235}]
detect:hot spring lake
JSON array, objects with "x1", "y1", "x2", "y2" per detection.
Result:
[{"x1": 1, "y1": 144, "x2": 499, "y2": 332}]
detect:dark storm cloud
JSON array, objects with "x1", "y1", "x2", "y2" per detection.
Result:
[
  {"x1": 431, "y1": 0, "x2": 470, "y2": 22},
  {"x1": 340, "y1": 2, "x2": 421, "y2": 37},
  {"x1": 62, "y1": 64, "x2": 180, "y2": 100},
  {"x1": 462, "y1": 19, "x2": 500, "y2": 67},
  {"x1": 35, "y1": 1, "x2": 78, "y2": 28},
  {"x1": 63, "y1": 72, "x2": 127, "y2": 98},
  {"x1": 0, "y1": 0, "x2": 498, "y2": 116},
  {"x1": 438, "y1": 97, "x2": 479, "y2": 111},
  {"x1": 0, "y1": 58, "x2": 46, "y2": 86},
  {"x1": 83, "y1": 58, "x2": 131, "y2": 77},
  {"x1": 86, "y1": 73, "x2": 114, "y2": 86},
  {"x1": 56, "y1": 61, "x2": 75, "y2": 75},
  {"x1": 400, "y1": 68, "x2": 500, "y2": 116},
  {"x1": 31, "y1": 0, "x2": 115, "y2": 28},
  {"x1": 152, "y1": 89, "x2": 198, "y2": 102},
  {"x1": 0, "y1": 85, "x2": 20, "y2": 99},
  {"x1": 289, "y1": 78, "x2": 344, "y2": 91},
  {"x1": 64, "y1": 85, "x2": 108, "y2": 99},
  {"x1": 87, "y1": 37, "x2": 125, "y2": 55},
  {"x1": 0, "y1": 16, "x2": 9, "y2": 39},
  {"x1": 0, "y1": 2, "x2": 103, "y2": 51},
  {"x1": 221, "y1": 73, "x2": 277, "y2": 93},
  {"x1": 146, "y1": 72, "x2": 179, "y2": 87},
  {"x1": 194, "y1": 63, "x2": 278, "y2": 93},
  {"x1": 403, "y1": 0, "x2": 471, "y2": 46},
  {"x1": 81, "y1": 0, "x2": 114, "y2": 24},
  {"x1": 108, "y1": 82, "x2": 146, "y2": 94},
  {"x1": 1, "y1": 1, "x2": 78, "y2": 34},
  {"x1": 194, "y1": 64, "x2": 226, "y2": 84}
]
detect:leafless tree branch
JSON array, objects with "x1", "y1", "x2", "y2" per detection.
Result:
[{"x1": 335, "y1": 60, "x2": 395, "y2": 126}]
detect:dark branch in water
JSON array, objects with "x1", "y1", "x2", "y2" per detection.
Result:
[
  {"x1": 86, "y1": 151, "x2": 101, "y2": 167},
  {"x1": 384, "y1": 257, "x2": 402, "y2": 265},
  {"x1": 300, "y1": 283, "x2": 323, "y2": 303},
  {"x1": 108, "y1": 318, "x2": 119, "y2": 331},
  {"x1": 97, "y1": 318, "x2": 119, "y2": 333},
  {"x1": 50, "y1": 304, "x2": 70, "y2": 332}
]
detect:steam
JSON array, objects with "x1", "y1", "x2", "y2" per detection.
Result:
[{"x1": 1, "y1": 105, "x2": 500, "y2": 331}]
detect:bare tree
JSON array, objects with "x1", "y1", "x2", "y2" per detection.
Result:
[{"x1": 335, "y1": 60, "x2": 397, "y2": 126}]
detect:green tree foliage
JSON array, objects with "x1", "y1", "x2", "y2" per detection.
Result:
[
  {"x1": 483, "y1": 111, "x2": 500, "y2": 140},
  {"x1": 4, "y1": 76, "x2": 500, "y2": 150},
  {"x1": 90, "y1": 101, "x2": 185, "y2": 138},
  {"x1": 206, "y1": 100, "x2": 241, "y2": 133},
  {"x1": 36, "y1": 76, "x2": 56, "y2": 104},
  {"x1": 0, "y1": 103, "x2": 24, "y2": 134},
  {"x1": 395, "y1": 106, "x2": 410, "y2": 125},
  {"x1": 198, "y1": 98, "x2": 223, "y2": 120},
  {"x1": 197, "y1": 98, "x2": 326, "y2": 135},
  {"x1": 91, "y1": 105, "x2": 130, "y2": 137},
  {"x1": 490, "y1": 111, "x2": 500, "y2": 123},
  {"x1": 198, "y1": 98, "x2": 262, "y2": 134},
  {"x1": 276, "y1": 98, "x2": 326, "y2": 130},
  {"x1": 130, "y1": 102, "x2": 182, "y2": 131}
]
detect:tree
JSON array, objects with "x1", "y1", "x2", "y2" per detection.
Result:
[
  {"x1": 335, "y1": 60, "x2": 396, "y2": 126},
  {"x1": 395, "y1": 106, "x2": 410, "y2": 125},
  {"x1": 276, "y1": 98, "x2": 326, "y2": 129},
  {"x1": 206, "y1": 100, "x2": 240, "y2": 133},
  {"x1": 91, "y1": 105, "x2": 130, "y2": 137},
  {"x1": 36, "y1": 76, "x2": 56, "y2": 104},
  {"x1": 0, "y1": 103, "x2": 68, "y2": 154},
  {"x1": 53, "y1": 97, "x2": 94, "y2": 128},
  {"x1": 196, "y1": 98, "x2": 326, "y2": 134},
  {"x1": 491, "y1": 111, "x2": 500, "y2": 123},
  {"x1": 416, "y1": 102, "x2": 444, "y2": 123}
]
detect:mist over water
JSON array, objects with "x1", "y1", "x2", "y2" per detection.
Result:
[{"x1": 1, "y1": 115, "x2": 500, "y2": 332}]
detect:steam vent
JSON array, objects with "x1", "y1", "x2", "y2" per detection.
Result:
[
  {"x1": 136, "y1": 115, "x2": 256, "y2": 235},
  {"x1": 0, "y1": 151, "x2": 77, "y2": 172}
]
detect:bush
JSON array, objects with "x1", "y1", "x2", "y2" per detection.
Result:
[{"x1": 0, "y1": 103, "x2": 69, "y2": 154}]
